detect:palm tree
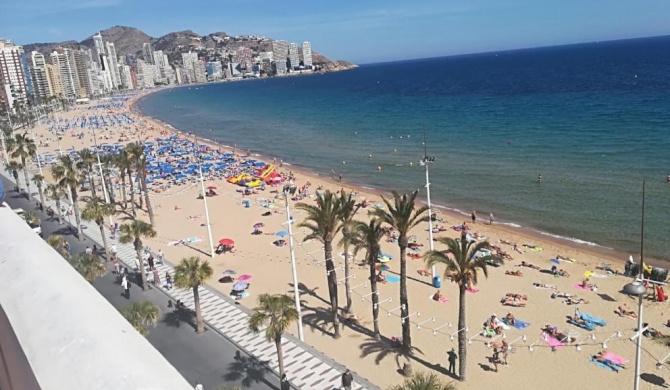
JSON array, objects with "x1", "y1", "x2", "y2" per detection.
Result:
[
  {"x1": 51, "y1": 155, "x2": 84, "y2": 239},
  {"x1": 120, "y1": 149, "x2": 136, "y2": 216},
  {"x1": 68, "y1": 253, "x2": 107, "y2": 283},
  {"x1": 120, "y1": 301, "x2": 160, "y2": 336},
  {"x1": 77, "y1": 148, "x2": 98, "y2": 198},
  {"x1": 114, "y1": 152, "x2": 130, "y2": 209},
  {"x1": 371, "y1": 191, "x2": 428, "y2": 357},
  {"x1": 81, "y1": 197, "x2": 115, "y2": 261},
  {"x1": 5, "y1": 160, "x2": 21, "y2": 192},
  {"x1": 248, "y1": 294, "x2": 298, "y2": 382},
  {"x1": 9, "y1": 132, "x2": 36, "y2": 198},
  {"x1": 32, "y1": 173, "x2": 45, "y2": 209},
  {"x1": 173, "y1": 256, "x2": 214, "y2": 333},
  {"x1": 388, "y1": 372, "x2": 456, "y2": 390},
  {"x1": 347, "y1": 219, "x2": 387, "y2": 340},
  {"x1": 118, "y1": 220, "x2": 157, "y2": 290},
  {"x1": 46, "y1": 234, "x2": 69, "y2": 257},
  {"x1": 424, "y1": 237, "x2": 493, "y2": 381},
  {"x1": 45, "y1": 183, "x2": 64, "y2": 224},
  {"x1": 99, "y1": 154, "x2": 116, "y2": 204},
  {"x1": 296, "y1": 190, "x2": 344, "y2": 338},
  {"x1": 126, "y1": 143, "x2": 155, "y2": 225},
  {"x1": 337, "y1": 191, "x2": 361, "y2": 314}
]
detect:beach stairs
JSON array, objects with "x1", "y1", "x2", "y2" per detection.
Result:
[{"x1": 2, "y1": 170, "x2": 379, "y2": 390}]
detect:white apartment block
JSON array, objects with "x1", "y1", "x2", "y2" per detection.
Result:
[
  {"x1": 72, "y1": 49, "x2": 94, "y2": 97},
  {"x1": 120, "y1": 65, "x2": 134, "y2": 90},
  {"x1": 288, "y1": 42, "x2": 299, "y2": 70},
  {"x1": 0, "y1": 40, "x2": 30, "y2": 113},
  {"x1": 302, "y1": 41, "x2": 313, "y2": 68},
  {"x1": 30, "y1": 51, "x2": 53, "y2": 101},
  {"x1": 135, "y1": 59, "x2": 155, "y2": 89},
  {"x1": 105, "y1": 42, "x2": 122, "y2": 89},
  {"x1": 92, "y1": 33, "x2": 105, "y2": 65},
  {"x1": 272, "y1": 40, "x2": 288, "y2": 75},
  {"x1": 50, "y1": 48, "x2": 78, "y2": 99},
  {"x1": 142, "y1": 42, "x2": 154, "y2": 64}
]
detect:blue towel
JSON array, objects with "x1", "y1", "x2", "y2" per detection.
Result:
[
  {"x1": 514, "y1": 319, "x2": 531, "y2": 329},
  {"x1": 589, "y1": 358, "x2": 621, "y2": 372},
  {"x1": 551, "y1": 258, "x2": 561, "y2": 265},
  {"x1": 580, "y1": 313, "x2": 607, "y2": 326},
  {"x1": 386, "y1": 275, "x2": 400, "y2": 283},
  {"x1": 568, "y1": 318, "x2": 596, "y2": 331}
]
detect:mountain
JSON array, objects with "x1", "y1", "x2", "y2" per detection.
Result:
[{"x1": 23, "y1": 25, "x2": 356, "y2": 71}]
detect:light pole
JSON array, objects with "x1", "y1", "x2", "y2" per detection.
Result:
[
  {"x1": 194, "y1": 137, "x2": 215, "y2": 258},
  {"x1": 422, "y1": 132, "x2": 437, "y2": 278},
  {"x1": 621, "y1": 180, "x2": 646, "y2": 390},
  {"x1": 92, "y1": 127, "x2": 113, "y2": 225},
  {"x1": 283, "y1": 184, "x2": 304, "y2": 342}
]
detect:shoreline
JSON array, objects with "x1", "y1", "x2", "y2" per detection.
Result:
[{"x1": 131, "y1": 88, "x2": 665, "y2": 269}]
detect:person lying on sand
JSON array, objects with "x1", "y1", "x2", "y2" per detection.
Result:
[
  {"x1": 518, "y1": 261, "x2": 540, "y2": 270},
  {"x1": 513, "y1": 244, "x2": 524, "y2": 254},
  {"x1": 506, "y1": 293, "x2": 527, "y2": 300},
  {"x1": 593, "y1": 351, "x2": 624, "y2": 371},
  {"x1": 500, "y1": 239, "x2": 514, "y2": 245},
  {"x1": 551, "y1": 292, "x2": 573, "y2": 299},
  {"x1": 557, "y1": 269, "x2": 570, "y2": 277},
  {"x1": 534, "y1": 282, "x2": 557, "y2": 290},
  {"x1": 417, "y1": 269, "x2": 430, "y2": 277},
  {"x1": 501, "y1": 298, "x2": 526, "y2": 307},
  {"x1": 616, "y1": 306, "x2": 637, "y2": 318},
  {"x1": 505, "y1": 270, "x2": 523, "y2": 277},
  {"x1": 565, "y1": 297, "x2": 589, "y2": 305},
  {"x1": 432, "y1": 290, "x2": 444, "y2": 301},
  {"x1": 541, "y1": 324, "x2": 558, "y2": 336},
  {"x1": 567, "y1": 315, "x2": 589, "y2": 326}
]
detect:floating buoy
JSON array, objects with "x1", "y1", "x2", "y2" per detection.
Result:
[{"x1": 368, "y1": 154, "x2": 372, "y2": 159}]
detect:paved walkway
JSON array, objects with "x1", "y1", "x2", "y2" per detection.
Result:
[{"x1": 5, "y1": 173, "x2": 379, "y2": 390}]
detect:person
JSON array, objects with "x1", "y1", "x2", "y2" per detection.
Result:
[
  {"x1": 157, "y1": 249, "x2": 164, "y2": 264},
  {"x1": 665, "y1": 319, "x2": 670, "y2": 327},
  {"x1": 505, "y1": 270, "x2": 523, "y2": 277},
  {"x1": 616, "y1": 306, "x2": 637, "y2": 318},
  {"x1": 113, "y1": 257, "x2": 120, "y2": 274},
  {"x1": 667, "y1": 173, "x2": 670, "y2": 183},
  {"x1": 152, "y1": 267, "x2": 161, "y2": 286},
  {"x1": 447, "y1": 348, "x2": 458, "y2": 375},
  {"x1": 110, "y1": 244, "x2": 117, "y2": 258},
  {"x1": 491, "y1": 348, "x2": 500, "y2": 372},
  {"x1": 489, "y1": 212, "x2": 494, "y2": 225},
  {"x1": 471, "y1": 210, "x2": 476, "y2": 223},
  {"x1": 537, "y1": 174, "x2": 542, "y2": 183},
  {"x1": 376, "y1": 272, "x2": 387, "y2": 284},
  {"x1": 505, "y1": 312, "x2": 516, "y2": 326},
  {"x1": 338, "y1": 173, "x2": 343, "y2": 182},
  {"x1": 500, "y1": 340, "x2": 510, "y2": 365},
  {"x1": 147, "y1": 253, "x2": 155, "y2": 269},
  {"x1": 432, "y1": 289, "x2": 443, "y2": 301},
  {"x1": 194, "y1": 384, "x2": 204, "y2": 390},
  {"x1": 568, "y1": 315, "x2": 589, "y2": 326},
  {"x1": 85, "y1": 246, "x2": 92, "y2": 255},
  {"x1": 165, "y1": 272, "x2": 173, "y2": 289},
  {"x1": 341, "y1": 369, "x2": 353, "y2": 390},
  {"x1": 92, "y1": 244, "x2": 98, "y2": 254},
  {"x1": 280, "y1": 374, "x2": 290, "y2": 390},
  {"x1": 593, "y1": 351, "x2": 621, "y2": 371},
  {"x1": 121, "y1": 275, "x2": 130, "y2": 299}
]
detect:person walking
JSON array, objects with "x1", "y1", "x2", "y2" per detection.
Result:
[
  {"x1": 489, "y1": 212, "x2": 494, "y2": 225},
  {"x1": 471, "y1": 210, "x2": 476, "y2": 223},
  {"x1": 121, "y1": 275, "x2": 130, "y2": 299},
  {"x1": 110, "y1": 244, "x2": 117, "y2": 259},
  {"x1": 447, "y1": 348, "x2": 458, "y2": 375},
  {"x1": 491, "y1": 348, "x2": 500, "y2": 372},
  {"x1": 152, "y1": 267, "x2": 161, "y2": 286},
  {"x1": 280, "y1": 374, "x2": 290, "y2": 390},
  {"x1": 341, "y1": 369, "x2": 353, "y2": 390}
]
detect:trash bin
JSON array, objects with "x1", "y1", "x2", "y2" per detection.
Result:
[{"x1": 433, "y1": 275, "x2": 441, "y2": 288}]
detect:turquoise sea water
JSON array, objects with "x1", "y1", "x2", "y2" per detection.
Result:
[{"x1": 137, "y1": 36, "x2": 670, "y2": 260}]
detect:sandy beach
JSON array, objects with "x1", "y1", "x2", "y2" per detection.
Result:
[{"x1": 26, "y1": 91, "x2": 669, "y2": 390}]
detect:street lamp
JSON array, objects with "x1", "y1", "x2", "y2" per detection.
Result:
[
  {"x1": 621, "y1": 180, "x2": 646, "y2": 390},
  {"x1": 283, "y1": 184, "x2": 304, "y2": 342},
  {"x1": 91, "y1": 126, "x2": 113, "y2": 225},
  {"x1": 194, "y1": 137, "x2": 215, "y2": 258},
  {"x1": 421, "y1": 131, "x2": 437, "y2": 279}
]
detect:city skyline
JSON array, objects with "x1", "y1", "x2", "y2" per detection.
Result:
[{"x1": 2, "y1": 0, "x2": 670, "y2": 63}]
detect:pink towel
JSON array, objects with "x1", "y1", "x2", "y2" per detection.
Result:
[
  {"x1": 603, "y1": 352, "x2": 628, "y2": 365},
  {"x1": 573, "y1": 282, "x2": 593, "y2": 291},
  {"x1": 467, "y1": 288, "x2": 480, "y2": 294},
  {"x1": 543, "y1": 334, "x2": 566, "y2": 348}
]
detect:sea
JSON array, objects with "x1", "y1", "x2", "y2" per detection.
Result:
[{"x1": 136, "y1": 35, "x2": 670, "y2": 262}]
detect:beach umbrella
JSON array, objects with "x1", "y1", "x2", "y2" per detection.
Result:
[
  {"x1": 253, "y1": 222, "x2": 265, "y2": 229},
  {"x1": 207, "y1": 185, "x2": 217, "y2": 190},
  {"x1": 378, "y1": 253, "x2": 393, "y2": 263},
  {"x1": 223, "y1": 269, "x2": 236, "y2": 275},
  {"x1": 238, "y1": 274, "x2": 252, "y2": 282},
  {"x1": 218, "y1": 238, "x2": 235, "y2": 246},
  {"x1": 276, "y1": 230, "x2": 289, "y2": 238},
  {"x1": 232, "y1": 282, "x2": 248, "y2": 292}
]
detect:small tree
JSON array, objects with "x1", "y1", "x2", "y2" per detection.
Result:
[
  {"x1": 118, "y1": 220, "x2": 157, "y2": 290},
  {"x1": 9, "y1": 132, "x2": 36, "y2": 198},
  {"x1": 45, "y1": 183, "x2": 64, "y2": 224},
  {"x1": 46, "y1": 234, "x2": 69, "y2": 258},
  {"x1": 51, "y1": 155, "x2": 84, "y2": 240},
  {"x1": 173, "y1": 256, "x2": 214, "y2": 333},
  {"x1": 32, "y1": 173, "x2": 46, "y2": 209},
  {"x1": 68, "y1": 253, "x2": 107, "y2": 283},
  {"x1": 120, "y1": 301, "x2": 160, "y2": 336},
  {"x1": 337, "y1": 191, "x2": 361, "y2": 314},
  {"x1": 248, "y1": 294, "x2": 298, "y2": 383},
  {"x1": 81, "y1": 197, "x2": 115, "y2": 261},
  {"x1": 388, "y1": 372, "x2": 456, "y2": 390}
]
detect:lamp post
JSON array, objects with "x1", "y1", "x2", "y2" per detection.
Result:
[
  {"x1": 621, "y1": 180, "x2": 646, "y2": 390},
  {"x1": 92, "y1": 126, "x2": 113, "y2": 225},
  {"x1": 422, "y1": 132, "x2": 437, "y2": 278},
  {"x1": 194, "y1": 137, "x2": 215, "y2": 258},
  {"x1": 283, "y1": 184, "x2": 304, "y2": 342}
]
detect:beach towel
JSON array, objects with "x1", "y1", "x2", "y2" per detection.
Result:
[
  {"x1": 573, "y1": 282, "x2": 594, "y2": 291},
  {"x1": 579, "y1": 312, "x2": 607, "y2": 326},
  {"x1": 529, "y1": 247, "x2": 543, "y2": 252},
  {"x1": 385, "y1": 275, "x2": 400, "y2": 283},
  {"x1": 428, "y1": 294, "x2": 449, "y2": 304},
  {"x1": 550, "y1": 258, "x2": 561, "y2": 265},
  {"x1": 567, "y1": 318, "x2": 596, "y2": 331},
  {"x1": 589, "y1": 358, "x2": 621, "y2": 372},
  {"x1": 584, "y1": 271, "x2": 607, "y2": 279},
  {"x1": 186, "y1": 236, "x2": 202, "y2": 243},
  {"x1": 603, "y1": 352, "x2": 628, "y2": 366},
  {"x1": 483, "y1": 327, "x2": 497, "y2": 337},
  {"x1": 467, "y1": 287, "x2": 479, "y2": 294},
  {"x1": 543, "y1": 334, "x2": 566, "y2": 349},
  {"x1": 502, "y1": 318, "x2": 531, "y2": 330}
]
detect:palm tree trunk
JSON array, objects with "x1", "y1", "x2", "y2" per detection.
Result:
[
  {"x1": 275, "y1": 335, "x2": 285, "y2": 379},
  {"x1": 37, "y1": 186, "x2": 45, "y2": 211},
  {"x1": 369, "y1": 258, "x2": 380, "y2": 340},
  {"x1": 120, "y1": 173, "x2": 127, "y2": 208},
  {"x1": 141, "y1": 173, "x2": 155, "y2": 226},
  {"x1": 105, "y1": 175, "x2": 116, "y2": 204},
  {"x1": 13, "y1": 172, "x2": 20, "y2": 192},
  {"x1": 343, "y1": 244, "x2": 353, "y2": 314},
  {"x1": 135, "y1": 241, "x2": 147, "y2": 290},
  {"x1": 71, "y1": 189, "x2": 83, "y2": 241},
  {"x1": 399, "y1": 241, "x2": 411, "y2": 355},
  {"x1": 457, "y1": 284, "x2": 467, "y2": 381},
  {"x1": 55, "y1": 198, "x2": 62, "y2": 224},
  {"x1": 99, "y1": 223, "x2": 110, "y2": 262},
  {"x1": 21, "y1": 158, "x2": 30, "y2": 198},
  {"x1": 88, "y1": 171, "x2": 97, "y2": 198},
  {"x1": 193, "y1": 286, "x2": 204, "y2": 333},
  {"x1": 128, "y1": 168, "x2": 136, "y2": 217},
  {"x1": 324, "y1": 240, "x2": 341, "y2": 339}
]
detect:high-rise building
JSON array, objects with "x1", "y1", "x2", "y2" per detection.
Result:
[
  {"x1": 206, "y1": 61, "x2": 222, "y2": 80},
  {"x1": 45, "y1": 63, "x2": 63, "y2": 97},
  {"x1": 120, "y1": 65, "x2": 134, "y2": 90},
  {"x1": 142, "y1": 43, "x2": 154, "y2": 65},
  {"x1": 71, "y1": 50, "x2": 95, "y2": 97},
  {"x1": 0, "y1": 40, "x2": 30, "y2": 113},
  {"x1": 288, "y1": 42, "x2": 299, "y2": 70},
  {"x1": 235, "y1": 47, "x2": 253, "y2": 70},
  {"x1": 181, "y1": 51, "x2": 205, "y2": 83},
  {"x1": 50, "y1": 48, "x2": 78, "y2": 99},
  {"x1": 152, "y1": 50, "x2": 172, "y2": 84},
  {"x1": 271, "y1": 40, "x2": 288, "y2": 75},
  {"x1": 302, "y1": 41, "x2": 313, "y2": 68},
  {"x1": 105, "y1": 42, "x2": 122, "y2": 89},
  {"x1": 135, "y1": 59, "x2": 155, "y2": 89},
  {"x1": 92, "y1": 33, "x2": 106, "y2": 65},
  {"x1": 29, "y1": 51, "x2": 53, "y2": 101}
]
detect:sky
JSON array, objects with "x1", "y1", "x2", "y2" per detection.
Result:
[{"x1": 1, "y1": 0, "x2": 670, "y2": 64}]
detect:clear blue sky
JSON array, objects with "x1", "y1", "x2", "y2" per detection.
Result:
[{"x1": 2, "y1": 0, "x2": 669, "y2": 63}]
